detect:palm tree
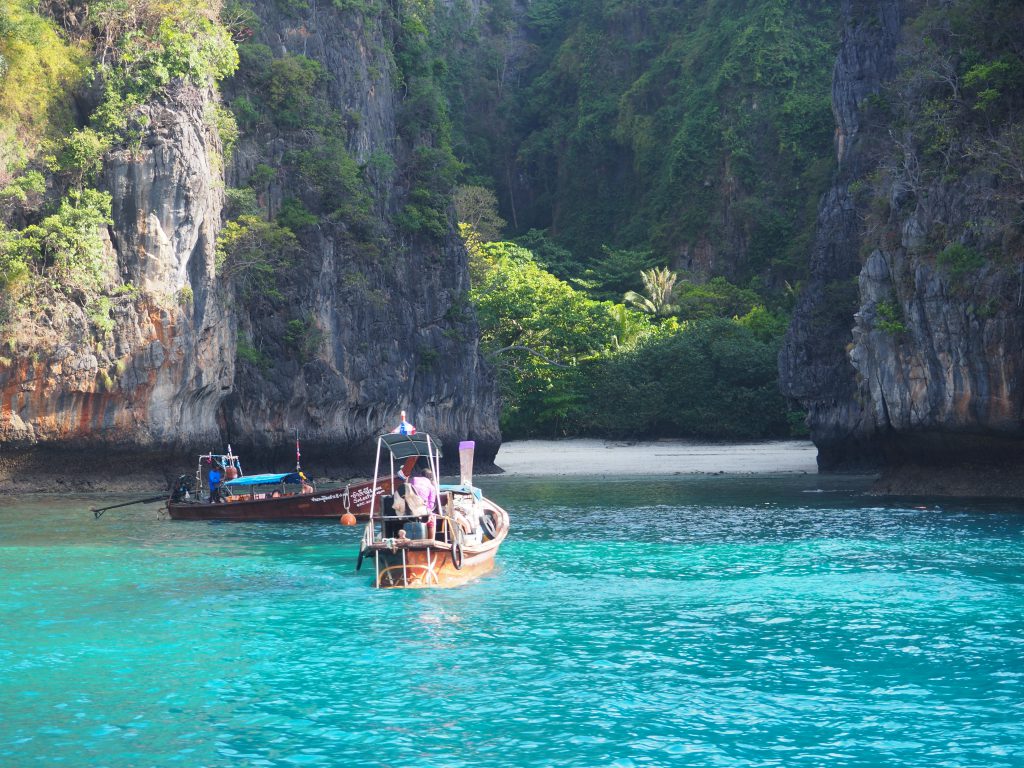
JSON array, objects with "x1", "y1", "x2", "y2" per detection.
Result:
[
  {"x1": 624, "y1": 266, "x2": 680, "y2": 317},
  {"x1": 607, "y1": 304, "x2": 646, "y2": 350}
]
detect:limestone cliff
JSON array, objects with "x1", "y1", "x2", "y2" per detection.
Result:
[
  {"x1": 0, "y1": 82, "x2": 233, "y2": 457},
  {"x1": 780, "y1": 0, "x2": 903, "y2": 469},
  {"x1": 218, "y1": 0, "x2": 499, "y2": 465},
  {"x1": 0, "y1": 3, "x2": 499, "y2": 487},
  {"x1": 781, "y1": 0, "x2": 1024, "y2": 493}
]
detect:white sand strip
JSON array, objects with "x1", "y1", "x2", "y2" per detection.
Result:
[{"x1": 494, "y1": 439, "x2": 818, "y2": 476}]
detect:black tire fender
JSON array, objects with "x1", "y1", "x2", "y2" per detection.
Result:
[{"x1": 451, "y1": 540, "x2": 464, "y2": 570}]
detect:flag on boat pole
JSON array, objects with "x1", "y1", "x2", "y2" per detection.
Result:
[
  {"x1": 295, "y1": 431, "x2": 301, "y2": 471},
  {"x1": 392, "y1": 410, "x2": 416, "y2": 435}
]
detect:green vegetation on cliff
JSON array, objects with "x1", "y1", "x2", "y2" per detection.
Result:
[
  {"x1": 0, "y1": 0, "x2": 86, "y2": 180},
  {"x1": 223, "y1": 0, "x2": 462, "y2": 244},
  {"x1": 0, "y1": 0, "x2": 238, "y2": 336},
  {"x1": 860, "y1": 0, "x2": 1024, "y2": 275},
  {"x1": 442, "y1": 0, "x2": 838, "y2": 292},
  {"x1": 218, "y1": 0, "x2": 468, "y2": 378}
]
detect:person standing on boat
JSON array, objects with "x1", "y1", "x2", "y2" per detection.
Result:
[
  {"x1": 410, "y1": 467, "x2": 437, "y2": 512},
  {"x1": 208, "y1": 463, "x2": 223, "y2": 503}
]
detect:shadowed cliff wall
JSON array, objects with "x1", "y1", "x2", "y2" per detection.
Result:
[{"x1": 781, "y1": 0, "x2": 1024, "y2": 494}]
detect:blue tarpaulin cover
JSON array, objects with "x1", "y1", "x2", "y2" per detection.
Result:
[
  {"x1": 439, "y1": 483, "x2": 483, "y2": 500},
  {"x1": 223, "y1": 472, "x2": 301, "y2": 488}
]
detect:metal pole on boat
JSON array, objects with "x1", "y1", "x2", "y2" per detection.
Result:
[
  {"x1": 424, "y1": 435, "x2": 438, "y2": 514},
  {"x1": 368, "y1": 437, "x2": 383, "y2": 520},
  {"x1": 195, "y1": 455, "x2": 205, "y2": 503},
  {"x1": 360, "y1": 437, "x2": 385, "y2": 576},
  {"x1": 92, "y1": 494, "x2": 167, "y2": 519}
]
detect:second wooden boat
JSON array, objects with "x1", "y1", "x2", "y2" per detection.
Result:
[{"x1": 166, "y1": 448, "x2": 402, "y2": 521}]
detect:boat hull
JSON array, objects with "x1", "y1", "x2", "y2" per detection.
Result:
[
  {"x1": 363, "y1": 498, "x2": 510, "y2": 588},
  {"x1": 370, "y1": 542, "x2": 499, "y2": 588},
  {"x1": 167, "y1": 477, "x2": 394, "y2": 521}
]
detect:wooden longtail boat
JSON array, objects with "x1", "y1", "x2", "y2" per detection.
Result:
[
  {"x1": 355, "y1": 433, "x2": 510, "y2": 588},
  {"x1": 165, "y1": 448, "x2": 400, "y2": 522}
]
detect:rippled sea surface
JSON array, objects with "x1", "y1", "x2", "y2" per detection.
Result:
[{"x1": 2, "y1": 474, "x2": 1023, "y2": 767}]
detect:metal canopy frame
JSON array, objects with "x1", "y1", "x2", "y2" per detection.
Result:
[
  {"x1": 367, "y1": 433, "x2": 443, "y2": 521},
  {"x1": 379, "y1": 433, "x2": 443, "y2": 461}
]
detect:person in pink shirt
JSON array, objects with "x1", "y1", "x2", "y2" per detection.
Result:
[{"x1": 409, "y1": 467, "x2": 437, "y2": 512}]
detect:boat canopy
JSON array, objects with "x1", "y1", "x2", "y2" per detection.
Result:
[
  {"x1": 381, "y1": 433, "x2": 443, "y2": 460},
  {"x1": 223, "y1": 472, "x2": 301, "y2": 488}
]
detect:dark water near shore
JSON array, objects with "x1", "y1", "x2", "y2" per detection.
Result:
[{"x1": 1, "y1": 474, "x2": 1023, "y2": 767}]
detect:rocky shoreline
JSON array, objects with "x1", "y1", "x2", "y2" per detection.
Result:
[
  {"x1": 871, "y1": 464, "x2": 1024, "y2": 500},
  {"x1": 0, "y1": 441, "x2": 504, "y2": 494},
  {"x1": 4, "y1": 439, "x2": 1022, "y2": 498}
]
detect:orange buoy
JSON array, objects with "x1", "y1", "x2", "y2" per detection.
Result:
[
  {"x1": 225, "y1": 466, "x2": 239, "y2": 480},
  {"x1": 340, "y1": 512, "x2": 357, "y2": 526}
]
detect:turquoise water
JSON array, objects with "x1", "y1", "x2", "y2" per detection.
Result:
[{"x1": 1, "y1": 474, "x2": 1023, "y2": 767}]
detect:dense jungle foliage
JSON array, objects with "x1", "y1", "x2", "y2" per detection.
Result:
[
  {"x1": 441, "y1": 0, "x2": 838, "y2": 291},
  {"x1": 436, "y1": 0, "x2": 836, "y2": 437}
]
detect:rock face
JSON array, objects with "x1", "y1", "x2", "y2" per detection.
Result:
[
  {"x1": 781, "y1": 0, "x2": 1024, "y2": 492},
  {"x1": 220, "y1": 1, "x2": 500, "y2": 466},
  {"x1": 0, "y1": 82, "x2": 233, "y2": 458},
  {"x1": 0, "y1": 6, "x2": 499, "y2": 486},
  {"x1": 104, "y1": 85, "x2": 237, "y2": 448},
  {"x1": 780, "y1": 0, "x2": 904, "y2": 469}
]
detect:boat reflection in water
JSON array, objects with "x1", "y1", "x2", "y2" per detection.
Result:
[{"x1": 354, "y1": 433, "x2": 509, "y2": 588}]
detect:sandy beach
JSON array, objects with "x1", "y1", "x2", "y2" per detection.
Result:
[{"x1": 493, "y1": 438, "x2": 819, "y2": 476}]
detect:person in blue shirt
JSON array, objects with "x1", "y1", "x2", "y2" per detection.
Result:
[{"x1": 208, "y1": 464, "x2": 223, "y2": 503}]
